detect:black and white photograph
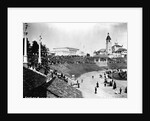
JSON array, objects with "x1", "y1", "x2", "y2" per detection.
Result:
[
  {"x1": 23, "y1": 22, "x2": 127, "y2": 98},
  {"x1": 8, "y1": 8, "x2": 142, "y2": 113}
]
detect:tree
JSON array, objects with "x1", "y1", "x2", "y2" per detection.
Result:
[
  {"x1": 26, "y1": 40, "x2": 38, "y2": 68},
  {"x1": 86, "y1": 53, "x2": 90, "y2": 57},
  {"x1": 40, "y1": 44, "x2": 50, "y2": 74},
  {"x1": 32, "y1": 40, "x2": 39, "y2": 55},
  {"x1": 25, "y1": 40, "x2": 50, "y2": 75}
]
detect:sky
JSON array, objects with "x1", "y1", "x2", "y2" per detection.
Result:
[{"x1": 24, "y1": 23, "x2": 127, "y2": 55}]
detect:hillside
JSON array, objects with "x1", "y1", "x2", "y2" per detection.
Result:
[
  {"x1": 50, "y1": 63, "x2": 107, "y2": 79},
  {"x1": 49, "y1": 57, "x2": 127, "y2": 79}
]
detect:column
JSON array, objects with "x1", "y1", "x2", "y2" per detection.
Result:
[
  {"x1": 38, "y1": 36, "x2": 42, "y2": 64},
  {"x1": 23, "y1": 24, "x2": 28, "y2": 68},
  {"x1": 24, "y1": 36, "x2": 28, "y2": 63}
]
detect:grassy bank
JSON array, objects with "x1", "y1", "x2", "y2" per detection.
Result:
[
  {"x1": 107, "y1": 62, "x2": 127, "y2": 69},
  {"x1": 50, "y1": 63, "x2": 107, "y2": 78},
  {"x1": 49, "y1": 57, "x2": 127, "y2": 79}
]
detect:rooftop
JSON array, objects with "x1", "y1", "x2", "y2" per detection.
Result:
[
  {"x1": 45, "y1": 77, "x2": 83, "y2": 98},
  {"x1": 112, "y1": 44, "x2": 123, "y2": 48},
  {"x1": 115, "y1": 48, "x2": 127, "y2": 53},
  {"x1": 98, "y1": 49, "x2": 106, "y2": 52},
  {"x1": 53, "y1": 47, "x2": 79, "y2": 51}
]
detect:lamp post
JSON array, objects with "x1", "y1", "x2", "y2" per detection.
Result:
[
  {"x1": 38, "y1": 35, "x2": 42, "y2": 64},
  {"x1": 23, "y1": 23, "x2": 29, "y2": 68}
]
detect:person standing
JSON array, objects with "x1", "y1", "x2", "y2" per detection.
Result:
[
  {"x1": 119, "y1": 87, "x2": 122, "y2": 94},
  {"x1": 78, "y1": 82, "x2": 80, "y2": 88},
  {"x1": 113, "y1": 81, "x2": 117, "y2": 89},
  {"x1": 96, "y1": 82, "x2": 99, "y2": 88},
  {"x1": 95, "y1": 87, "x2": 97, "y2": 94}
]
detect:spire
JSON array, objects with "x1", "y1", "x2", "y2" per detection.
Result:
[{"x1": 106, "y1": 33, "x2": 111, "y2": 41}]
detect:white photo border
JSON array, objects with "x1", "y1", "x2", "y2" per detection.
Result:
[{"x1": 8, "y1": 8, "x2": 142, "y2": 113}]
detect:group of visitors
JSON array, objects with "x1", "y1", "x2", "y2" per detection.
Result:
[
  {"x1": 48, "y1": 69, "x2": 69, "y2": 83},
  {"x1": 102, "y1": 71, "x2": 124, "y2": 95},
  {"x1": 94, "y1": 82, "x2": 99, "y2": 94}
]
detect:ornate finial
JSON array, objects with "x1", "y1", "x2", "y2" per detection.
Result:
[
  {"x1": 24, "y1": 23, "x2": 29, "y2": 36},
  {"x1": 40, "y1": 33, "x2": 43, "y2": 39},
  {"x1": 39, "y1": 35, "x2": 42, "y2": 43},
  {"x1": 108, "y1": 33, "x2": 109, "y2": 35},
  {"x1": 24, "y1": 23, "x2": 29, "y2": 31}
]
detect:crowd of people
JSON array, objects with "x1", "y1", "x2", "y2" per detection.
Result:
[
  {"x1": 47, "y1": 69, "x2": 69, "y2": 83},
  {"x1": 105, "y1": 69, "x2": 127, "y2": 80},
  {"x1": 93, "y1": 70, "x2": 127, "y2": 95}
]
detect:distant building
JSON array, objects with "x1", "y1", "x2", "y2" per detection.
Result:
[
  {"x1": 93, "y1": 33, "x2": 127, "y2": 59},
  {"x1": 93, "y1": 54, "x2": 108, "y2": 66},
  {"x1": 51, "y1": 47, "x2": 79, "y2": 56},
  {"x1": 76, "y1": 50, "x2": 86, "y2": 56},
  {"x1": 93, "y1": 49, "x2": 106, "y2": 56},
  {"x1": 113, "y1": 48, "x2": 127, "y2": 58}
]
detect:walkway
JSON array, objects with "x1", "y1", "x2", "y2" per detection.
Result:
[{"x1": 76, "y1": 70, "x2": 127, "y2": 98}]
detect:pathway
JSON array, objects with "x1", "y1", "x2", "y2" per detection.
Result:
[{"x1": 76, "y1": 70, "x2": 127, "y2": 98}]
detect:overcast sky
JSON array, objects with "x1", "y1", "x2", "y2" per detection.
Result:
[{"x1": 24, "y1": 23, "x2": 127, "y2": 55}]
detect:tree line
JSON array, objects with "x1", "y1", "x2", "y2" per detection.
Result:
[{"x1": 23, "y1": 38, "x2": 50, "y2": 75}]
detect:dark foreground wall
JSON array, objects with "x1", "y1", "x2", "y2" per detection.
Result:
[{"x1": 23, "y1": 67, "x2": 47, "y2": 98}]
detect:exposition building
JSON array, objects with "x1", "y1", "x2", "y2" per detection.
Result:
[{"x1": 51, "y1": 47, "x2": 84, "y2": 56}]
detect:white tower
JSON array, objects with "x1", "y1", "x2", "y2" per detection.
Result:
[
  {"x1": 38, "y1": 35, "x2": 42, "y2": 64},
  {"x1": 23, "y1": 23, "x2": 29, "y2": 68},
  {"x1": 106, "y1": 33, "x2": 112, "y2": 55}
]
